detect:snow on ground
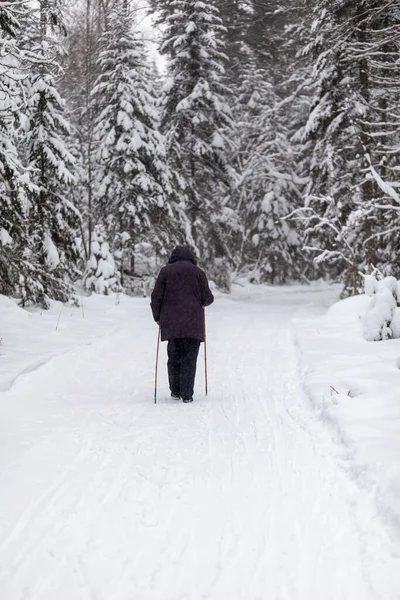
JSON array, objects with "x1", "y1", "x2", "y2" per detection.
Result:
[
  {"x1": 294, "y1": 292, "x2": 400, "y2": 538},
  {"x1": 0, "y1": 283, "x2": 399, "y2": 599},
  {"x1": 0, "y1": 293, "x2": 126, "y2": 392}
]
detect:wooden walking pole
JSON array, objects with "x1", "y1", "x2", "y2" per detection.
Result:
[
  {"x1": 204, "y1": 308, "x2": 208, "y2": 396},
  {"x1": 154, "y1": 327, "x2": 161, "y2": 404}
]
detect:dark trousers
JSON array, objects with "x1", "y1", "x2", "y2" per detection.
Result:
[{"x1": 167, "y1": 338, "x2": 201, "y2": 401}]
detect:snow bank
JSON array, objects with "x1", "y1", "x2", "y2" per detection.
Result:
[
  {"x1": 293, "y1": 293, "x2": 400, "y2": 532},
  {"x1": 0, "y1": 293, "x2": 131, "y2": 392},
  {"x1": 361, "y1": 275, "x2": 400, "y2": 341}
]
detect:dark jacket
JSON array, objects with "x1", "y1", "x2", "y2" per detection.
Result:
[{"x1": 150, "y1": 246, "x2": 214, "y2": 341}]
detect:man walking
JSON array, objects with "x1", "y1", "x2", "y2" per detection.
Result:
[{"x1": 150, "y1": 246, "x2": 214, "y2": 403}]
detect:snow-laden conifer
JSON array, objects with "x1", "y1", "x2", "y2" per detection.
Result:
[
  {"x1": 298, "y1": 0, "x2": 400, "y2": 293},
  {"x1": 362, "y1": 273, "x2": 400, "y2": 341},
  {"x1": 0, "y1": 2, "x2": 35, "y2": 296},
  {"x1": 92, "y1": 3, "x2": 175, "y2": 278},
  {"x1": 23, "y1": 0, "x2": 81, "y2": 306},
  {"x1": 83, "y1": 224, "x2": 121, "y2": 295},
  {"x1": 232, "y1": 65, "x2": 303, "y2": 283},
  {"x1": 159, "y1": 0, "x2": 234, "y2": 268}
]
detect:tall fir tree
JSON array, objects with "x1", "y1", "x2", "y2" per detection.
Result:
[
  {"x1": 22, "y1": 0, "x2": 81, "y2": 306},
  {"x1": 232, "y1": 65, "x2": 304, "y2": 283},
  {"x1": 0, "y1": 2, "x2": 35, "y2": 296},
  {"x1": 91, "y1": 2, "x2": 176, "y2": 280},
  {"x1": 159, "y1": 0, "x2": 234, "y2": 275},
  {"x1": 212, "y1": 0, "x2": 252, "y2": 84}
]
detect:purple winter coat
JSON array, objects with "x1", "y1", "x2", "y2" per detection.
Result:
[{"x1": 150, "y1": 246, "x2": 214, "y2": 342}]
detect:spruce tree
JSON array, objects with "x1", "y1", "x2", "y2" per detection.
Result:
[
  {"x1": 92, "y1": 3, "x2": 175, "y2": 279},
  {"x1": 212, "y1": 0, "x2": 252, "y2": 84},
  {"x1": 159, "y1": 0, "x2": 234, "y2": 271},
  {"x1": 232, "y1": 65, "x2": 303, "y2": 283},
  {"x1": 0, "y1": 2, "x2": 34, "y2": 296},
  {"x1": 83, "y1": 224, "x2": 121, "y2": 295},
  {"x1": 21, "y1": 0, "x2": 81, "y2": 306}
]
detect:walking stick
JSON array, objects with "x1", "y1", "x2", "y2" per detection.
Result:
[
  {"x1": 154, "y1": 327, "x2": 161, "y2": 404},
  {"x1": 204, "y1": 308, "x2": 208, "y2": 396}
]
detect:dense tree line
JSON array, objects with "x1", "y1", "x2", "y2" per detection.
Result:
[
  {"x1": 1, "y1": 0, "x2": 399, "y2": 305},
  {"x1": 298, "y1": 0, "x2": 400, "y2": 294}
]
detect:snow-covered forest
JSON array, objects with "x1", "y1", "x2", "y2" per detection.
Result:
[
  {"x1": 2, "y1": 0, "x2": 399, "y2": 306},
  {"x1": 2, "y1": 2, "x2": 400, "y2": 596}
]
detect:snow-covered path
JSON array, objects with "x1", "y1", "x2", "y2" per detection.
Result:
[{"x1": 0, "y1": 288, "x2": 398, "y2": 600}]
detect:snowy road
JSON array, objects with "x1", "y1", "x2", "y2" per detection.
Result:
[{"x1": 0, "y1": 287, "x2": 398, "y2": 599}]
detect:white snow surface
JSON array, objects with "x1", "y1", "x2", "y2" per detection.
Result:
[
  {"x1": 0, "y1": 284, "x2": 399, "y2": 599},
  {"x1": 0, "y1": 228, "x2": 13, "y2": 246},
  {"x1": 294, "y1": 292, "x2": 400, "y2": 540},
  {"x1": 44, "y1": 233, "x2": 60, "y2": 271}
]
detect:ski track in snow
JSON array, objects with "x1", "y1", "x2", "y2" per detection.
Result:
[{"x1": 0, "y1": 294, "x2": 399, "y2": 600}]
